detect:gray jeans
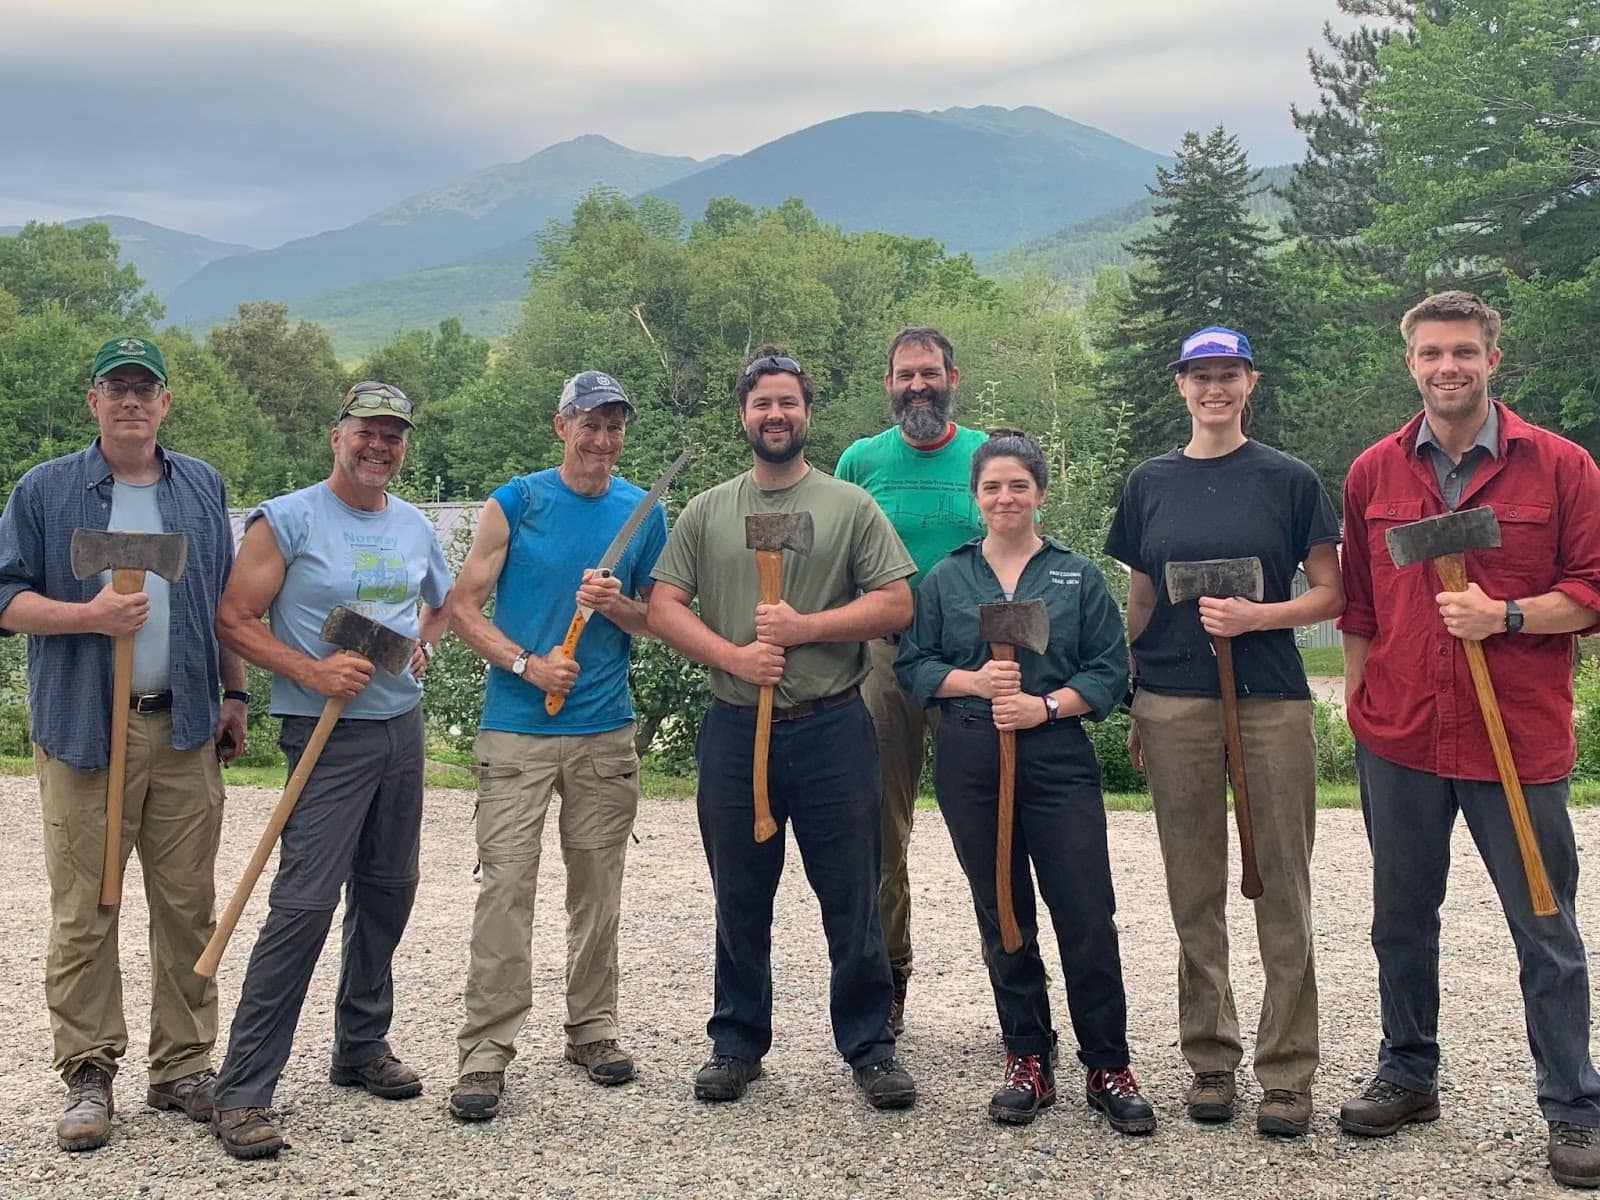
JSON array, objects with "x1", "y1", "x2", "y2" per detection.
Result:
[{"x1": 1356, "y1": 743, "x2": 1600, "y2": 1125}]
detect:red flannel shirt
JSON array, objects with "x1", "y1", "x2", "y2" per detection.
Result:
[{"x1": 1339, "y1": 402, "x2": 1600, "y2": 783}]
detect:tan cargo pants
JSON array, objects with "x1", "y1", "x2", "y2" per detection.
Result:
[
  {"x1": 35, "y1": 710, "x2": 224, "y2": 1084},
  {"x1": 457, "y1": 723, "x2": 640, "y2": 1074}
]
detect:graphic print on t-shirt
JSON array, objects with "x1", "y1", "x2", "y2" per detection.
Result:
[{"x1": 349, "y1": 533, "x2": 408, "y2": 605}]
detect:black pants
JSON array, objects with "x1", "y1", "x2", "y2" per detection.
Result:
[
  {"x1": 935, "y1": 709, "x2": 1130, "y2": 1067},
  {"x1": 695, "y1": 695, "x2": 896, "y2": 1069}
]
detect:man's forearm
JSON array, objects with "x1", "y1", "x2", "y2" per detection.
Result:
[
  {"x1": 217, "y1": 613, "x2": 320, "y2": 689},
  {"x1": 602, "y1": 596, "x2": 652, "y2": 638},
  {"x1": 220, "y1": 645, "x2": 246, "y2": 692},
  {"x1": 648, "y1": 599, "x2": 739, "y2": 672},
  {"x1": 1519, "y1": 590, "x2": 1599, "y2": 636},
  {"x1": 795, "y1": 587, "x2": 911, "y2": 644},
  {"x1": 0, "y1": 591, "x2": 96, "y2": 636},
  {"x1": 1343, "y1": 632, "x2": 1370, "y2": 704},
  {"x1": 449, "y1": 601, "x2": 524, "y2": 673}
]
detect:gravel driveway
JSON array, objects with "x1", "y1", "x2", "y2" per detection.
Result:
[{"x1": 0, "y1": 775, "x2": 1595, "y2": 1199}]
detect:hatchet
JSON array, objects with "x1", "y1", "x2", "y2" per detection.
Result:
[{"x1": 744, "y1": 511, "x2": 813, "y2": 843}]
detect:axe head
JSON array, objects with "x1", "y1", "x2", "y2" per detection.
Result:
[
  {"x1": 745, "y1": 511, "x2": 814, "y2": 556},
  {"x1": 318, "y1": 605, "x2": 417, "y2": 676},
  {"x1": 1164, "y1": 557, "x2": 1264, "y2": 605},
  {"x1": 70, "y1": 528, "x2": 188, "y2": 582},
  {"x1": 1385, "y1": 505, "x2": 1500, "y2": 568},
  {"x1": 977, "y1": 598, "x2": 1050, "y2": 654}
]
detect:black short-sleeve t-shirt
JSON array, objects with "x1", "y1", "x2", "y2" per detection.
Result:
[{"x1": 1103, "y1": 440, "x2": 1340, "y2": 699}]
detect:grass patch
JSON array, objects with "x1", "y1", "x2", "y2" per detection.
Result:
[{"x1": 1300, "y1": 645, "x2": 1344, "y2": 676}]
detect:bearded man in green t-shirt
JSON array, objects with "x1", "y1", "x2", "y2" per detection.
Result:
[{"x1": 835, "y1": 328, "x2": 985, "y2": 1034}]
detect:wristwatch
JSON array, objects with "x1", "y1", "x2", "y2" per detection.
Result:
[
  {"x1": 420, "y1": 640, "x2": 436, "y2": 663},
  {"x1": 1504, "y1": 599, "x2": 1524, "y2": 634},
  {"x1": 1042, "y1": 694, "x2": 1060, "y2": 723},
  {"x1": 510, "y1": 650, "x2": 532, "y2": 677},
  {"x1": 222, "y1": 689, "x2": 251, "y2": 705}
]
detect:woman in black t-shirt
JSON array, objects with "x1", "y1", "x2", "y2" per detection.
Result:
[{"x1": 1103, "y1": 326, "x2": 1343, "y2": 1137}]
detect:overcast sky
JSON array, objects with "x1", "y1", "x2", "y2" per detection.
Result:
[{"x1": 1, "y1": 0, "x2": 1351, "y2": 248}]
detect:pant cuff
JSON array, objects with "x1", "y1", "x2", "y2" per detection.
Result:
[
  {"x1": 1539, "y1": 1100, "x2": 1600, "y2": 1128},
  {"x1": 564, "y1": 1023, "x2": 619, "y2": 1046},
  {"x1": 1079, "y1": 1049, "x2": 1132, "y2": 1071},
  {"x1": 1376, "y1": 1064, "x2": 1436, "y2": 1095},
  {"x1": 59, "y1": 1053, "x2": 119, "y2": 1084},
  {"x1": 1002, "y1": 1034, "x2": 1055, "y2": 1058},
  {"x1": 148, "y1": 1054, "x2": 215, "y2": 1086},
  {"x1": 459, "y1": 1049, "x2": 513, "y2": 1075}
]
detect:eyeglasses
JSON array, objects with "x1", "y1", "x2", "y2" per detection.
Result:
[
  {"x1": 340, "y1": 381, "x2": 413, "y2": 418},
  {"x1": 96, "y1": 379, "x2": 165, "y2": 402},
  {"x1": 742, "y1": 355, "x2": 803, "y2": 379}
]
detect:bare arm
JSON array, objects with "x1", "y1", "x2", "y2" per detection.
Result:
[
  {"x1": 647, "y1": 580, "x2": 784, "y2": 686},
  {"x1": 1, "y1": 582, "x2": 150, "y2": 637},
  {"x1": 1343, "y1": 631, "x2": 1370, "y2": 706},
  {"x1": 576, "y1": 572, "x2": 653, "y2": 638},
  {"x1": 753, "y1": 578, "x2": 913, "y2": 647},
  {"x1": 1125, "y1": 570, "x2": 1156, "y2": 644},
  {"x1": 1436, "y1": 583, "x2": 1598, "y2": 640}
]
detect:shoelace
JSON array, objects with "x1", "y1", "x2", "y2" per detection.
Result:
[
  {"x1": 1361, "y1": 1078, "x2": 1410, "y2": 1102},
  {"x1": 1090, "y1": 1067, "x2": 1142, "y2": 1099},
  {"x1": 1003, "y1": 1053, "x2": 1047, "y2": 1095},
  {"x1": 860, "y1": 1058, "x2": 903, "y2": 1079},
  {"x1": 459, "y1": 1071, "x2": 501, "y2": 1087},
  {"x1": 1553, "y1": 1122, "x2": 1595, "y2": 1148},
  {"x1": 1193, "y1": 1071, "x2": 1232, "y2": 1092},
  {"x1": 1262, "y1": 1089, "x2": 1300, "y2": 1107},
  {"x1": 66, "y1": 1065, "x2": 109, "y2": 1103}
]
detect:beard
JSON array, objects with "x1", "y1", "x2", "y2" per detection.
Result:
[
  {"x1": 747, "y1": 420, "x2": 808, "y2": 464},
  {"x1": 893, "y1": 383, "x2": 953, "y2": 443}
]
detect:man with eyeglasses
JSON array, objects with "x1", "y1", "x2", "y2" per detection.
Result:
[
  {"x1": 446, "y1": 370, "x2": 668, "y2": 1121},
  {"x1": 208, "y1": 380, "x2": 452, "y2": 1160},
  {"x1": 0, "y1": 335, "x2": 248, "y2": 1151},
  {"x1": 835, "y1": 327, "x2": 985, "y2": 1035},
  {"x1": 648, "y1": 346, "x2": 919, "y2": 1109}
]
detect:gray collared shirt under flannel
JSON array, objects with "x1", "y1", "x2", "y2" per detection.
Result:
[
  {"x1": 0, "y1": 440, "x2": 234, "y2": 770},
  {"x1": 1416, "y1": 407, "x2": 1499, "y2": 510}
]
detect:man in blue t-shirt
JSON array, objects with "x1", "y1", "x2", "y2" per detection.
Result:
[
  {"x1": 446, "y1": 371, "x2": 667, "y2": 1122},
  {"x1": 210, "y1": 381, "x2": 452, "y2": 1160}
]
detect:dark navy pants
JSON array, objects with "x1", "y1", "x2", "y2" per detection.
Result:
[
  {"x1": 695, "y1": 695, "x2": 897, "y2": 1070},
  {"x1": 935, "y1": 708, "x2": 1131, "y2": 1068},
  {"x1": 1357, "y1": 744, "x2": 1600, "y2": 1126}
]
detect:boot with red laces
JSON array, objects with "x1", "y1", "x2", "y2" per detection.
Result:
[
  {"x1": 988, "y1": 1051, "x2": 1057, "y2": 1125},
  {"x1": 1086, "y1": 1065, "x2": 1157, "y2": 1134}
]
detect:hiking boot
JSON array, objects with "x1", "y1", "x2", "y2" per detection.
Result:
[
  {"x1": 694, "y1": 1054, "x2": 763, "y2": 1102},
  {"x1": 564, "y1": 1038, "x2": 636, "y2": 1086},
  {"x1": 853, "y1": 1056, "x2": 917, "y2": 1110},
  {"x1": 1186, "y1": 1071, "x2": 1237, "y2": 1124},
  {"x1": 329, "y1": 1052, "x2": 422, "y2": 1100},
  {"x1": 988, "y1": 1051, "x2": 1056, "y2": 1125},
  {"x1": 448, "y1": 1071, "x2": 505, "y2": 1121},
  {"x1": 1258, "y1": 1088, "x2": 1313, "y2": 1137},
  {"x1": 147, "y1": 1067, "x2": 217, "y2": 1123},
  {"x1": 212, "y1": 1106, "x2": 283, "y2": 1160},
  {"x1": 1338, "y1": 1078, "x2": 1439, "y2": 1137},
  {"x1": 1549, "y1": 1121, "x2": 1600, "y2": 1189},
  {"x1": 888, "y1": 970, "x2": 908, "y2": 1036},
  {"x1": 56, "y1": 1062, "x2": 113, "y2": 1152},
  {"x1": 1086, "y1": 1066, "x2": 1157, "y2": 1135}
]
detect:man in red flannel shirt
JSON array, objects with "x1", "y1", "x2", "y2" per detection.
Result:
[{"x1": 1337, "y1": 291, "x2": 1600, "y2": 1189}]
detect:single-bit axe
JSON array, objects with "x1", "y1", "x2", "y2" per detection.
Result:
[
  {"x1": 195, "y1": 605, "x2": 416, "y2": 977},
  {"x1": 977, "y1": 598, "x2": 1049, "y2": 954},
  {"x1": 1385, "y1": 505, "x2": 1556, "y2": 917},
  {"x1": 744, "y1": 511, "x2": 814, "y2": 843},
  {"x1": 1164, "y1": 556, "x2": 1266, "y2": 900},
  {"x1": 70, "y1": 528, "x2": 189, "y2": 907}
]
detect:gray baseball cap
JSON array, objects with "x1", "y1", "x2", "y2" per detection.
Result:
[{"x1": 558, "y1": 370, "x2": 633, "y2": 414}]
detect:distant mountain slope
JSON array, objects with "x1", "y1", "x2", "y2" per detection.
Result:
[
  {"x1": 647, "y1": 105, "x2": 1170, "y2": 258},
  {"x1": 992, "y1": 164, "x2": 1296, "y2": 290},
  {"x1": 164, "y1": 135, "x2": 718, "y2": 327},
  {"x1": 0, "y1": 215, "x2": 253, "y2": 296}
]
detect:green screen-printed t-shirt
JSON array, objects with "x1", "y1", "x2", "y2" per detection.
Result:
[
  {"x1": 834, "y1": 424, "x2": 986, "y2": 589},
  {"x1": 651, "y1": 467, "x2": 915, "y2": 708}
]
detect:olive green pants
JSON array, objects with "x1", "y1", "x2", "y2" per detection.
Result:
[{"x1": 36, "y1": 710, "x2": 224, "y2": 1085}]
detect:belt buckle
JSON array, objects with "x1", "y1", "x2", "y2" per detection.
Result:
[{"x1": 132, "y1": 692, "x2": 164, "y2": 714}]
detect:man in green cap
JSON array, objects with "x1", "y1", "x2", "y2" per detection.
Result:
[{"x1": 0, "y1": 335, "x2": 248, "y2": 1151}]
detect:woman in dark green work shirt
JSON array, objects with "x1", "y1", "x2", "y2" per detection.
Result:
[{"x1": 895, "y1": 430, "x2": 1155, "y2": 1134}]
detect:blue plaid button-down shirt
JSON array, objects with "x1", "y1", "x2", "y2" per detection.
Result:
[{"x1": 0, "y1": 440, "x2": 234, "y2": 770}]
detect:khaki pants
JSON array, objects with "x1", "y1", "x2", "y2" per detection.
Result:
[
  {"x1": 1132, "y1": 690, "x2": 1319, "y2": 1093},
  {"x1": 862, "y1": 637, "x2": 938, "y2": 978},
  {"x1": 36, "y1": 711, "x2": 224, "y2": 1085},
  {"x1": 457, "y1": 724, "x2": 640, "y2": 1074}
]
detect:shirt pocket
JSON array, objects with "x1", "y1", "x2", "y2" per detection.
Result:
[
  {"x1": 1364, "y1": 499, "x2": 1425, "y2": 583},
  {"x1": 1477, "y1": 500, "x2": 1555, "y2": 591}
]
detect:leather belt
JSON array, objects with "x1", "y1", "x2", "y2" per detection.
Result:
[
  {"x1": 129, "y1": 690, "x2": 173, "y2": 713},
  {"x1": 718, "y1": 686, "x2": 861, "y2": 723}
]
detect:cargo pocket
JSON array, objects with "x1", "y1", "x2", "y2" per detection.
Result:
[
  {"x1": 564, "y1": 751, "x2": 641, "y2": 849},
  {"x1": 473, "y1": 762, "x2": 537, "y2": 864}
]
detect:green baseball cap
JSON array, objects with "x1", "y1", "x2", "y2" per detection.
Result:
[{"x1": 91, "y1": 335, "x2": 168, "y2": 384}]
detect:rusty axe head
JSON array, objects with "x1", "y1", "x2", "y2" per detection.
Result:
[
  {"x1": 70, "y1": 528, "x2": 188, "y2": 582},
  {"x1": 745, "y1": 511, "x2": 814, "y2": 556},
  {"x1": 1164, "y1": 557, "x2": 1264, "y2": 605},
  {"x1": 318, "y1": 605, "x2": 417, "y2": 675},
  {"x1": 977, "y1": 598, "x2": 1050, "y2": 654},
  {"x1": 1385, "y1": 505, "x2": 1500, "y2": 568}
]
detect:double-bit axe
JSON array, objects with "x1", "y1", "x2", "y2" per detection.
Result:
[
  {"x1": 70, "y1": 528, "x2": 189, "y2": 907},
  {"x1": 744, "y1": 511, "x2": 814, "y2": 843},
  {"x1": 195, "y1": 606, "x2": 416, "y2": 977},
  {"x1": 977, "y1": 598, "x2": 1050, "y2": 954},
  {"x1": 1165, "y1": 556, "x2": 1266, "y2": 900},
  {"x1": 1385, "y1": 505, "x2": 1556, "y2": 917}
]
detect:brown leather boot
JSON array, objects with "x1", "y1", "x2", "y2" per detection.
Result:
[
  {"x1": 56, "y1": 1062, "x2": 114, "y2": 1152},
  {"x1": 212, "y1": 1106, "x2": 284, "y2": 1160}
]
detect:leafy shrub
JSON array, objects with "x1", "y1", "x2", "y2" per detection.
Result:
[
  {"x1": 1312, "y1": 696, "x2": 1356, "y2": 784},
  {"x1": 1088, "y1": 708, "x2": 1145, "y2": 794},
  {"x1": 1573, "y1": 656, "x2": 1600, "y2": 783}
]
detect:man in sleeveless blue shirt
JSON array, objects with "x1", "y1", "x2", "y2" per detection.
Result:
[
  {"x1": 446, "y1": 371, "x2": 666, "y2": 1122},
  {"x1": 209, "y1": 381, "x2": 452, "y2": 1159},
  {"x1": 0, "y1": 335, "x2": 247, "y2": 1151}
]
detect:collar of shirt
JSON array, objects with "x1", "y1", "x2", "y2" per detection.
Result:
[
  {"x1": 83, "y1": 438, "x2": 173, "y2": 489},
  {"x1": 1414, "y1": 404, "x2": 1499, "y2": 463}
]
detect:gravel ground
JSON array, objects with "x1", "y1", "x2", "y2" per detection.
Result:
[{"x1": 0, "y1": 774, "x2": 1595, "y2": 1200}]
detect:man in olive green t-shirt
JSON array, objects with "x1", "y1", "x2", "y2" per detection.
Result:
[
  {"x1": 649, "y1": 346, "x2": 918, "y2": 1111},
  {"x1": 834, "y1": 327, "x2": 985, "y2": 1034}
]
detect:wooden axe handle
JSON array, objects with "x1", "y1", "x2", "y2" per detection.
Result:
[
  {"x1": 990, "y1": 642, "x2": 1023, "y2": 953},
  {"x1": 1212, "y1": 636, "x2": 1263, "y2": 900},
  {"x1": 1433, "y1": 553, "x2": 1557, "y2": 917},
  {"x1": 752, "y1": 550, "x2": 782, "y2": 843},
  {"x1": 543, "y1": 607, "x2": 588, "y2": 717},
  {"x1": 100, "y1": 567, "x2": 144, "y2": 907},
  {"x1": 195, "y1": 689, "x2": 351, "y2": 978}
]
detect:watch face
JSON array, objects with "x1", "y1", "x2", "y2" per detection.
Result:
[{"x1": 512, "y1": 653, "x2": 528, "y2": 676}]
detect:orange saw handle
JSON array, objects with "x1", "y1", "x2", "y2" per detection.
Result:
[{"x1": 544, "y1": 568, "x2": 612, "y2": 717}]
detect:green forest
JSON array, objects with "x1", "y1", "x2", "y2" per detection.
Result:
[{"x1": 1, "y1": 0, "x2": 1596, "y2": 776}]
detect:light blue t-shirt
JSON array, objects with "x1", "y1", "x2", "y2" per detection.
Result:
[
  {"x1": 102, "y1": 480, "x2": 172, "y2": 694},
  {"x1": 480, "y1": 468, "x2": 667, "y2": 736},
  {"x1": 251, "y1": 482, "x2": 452, "y2": 719}
]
